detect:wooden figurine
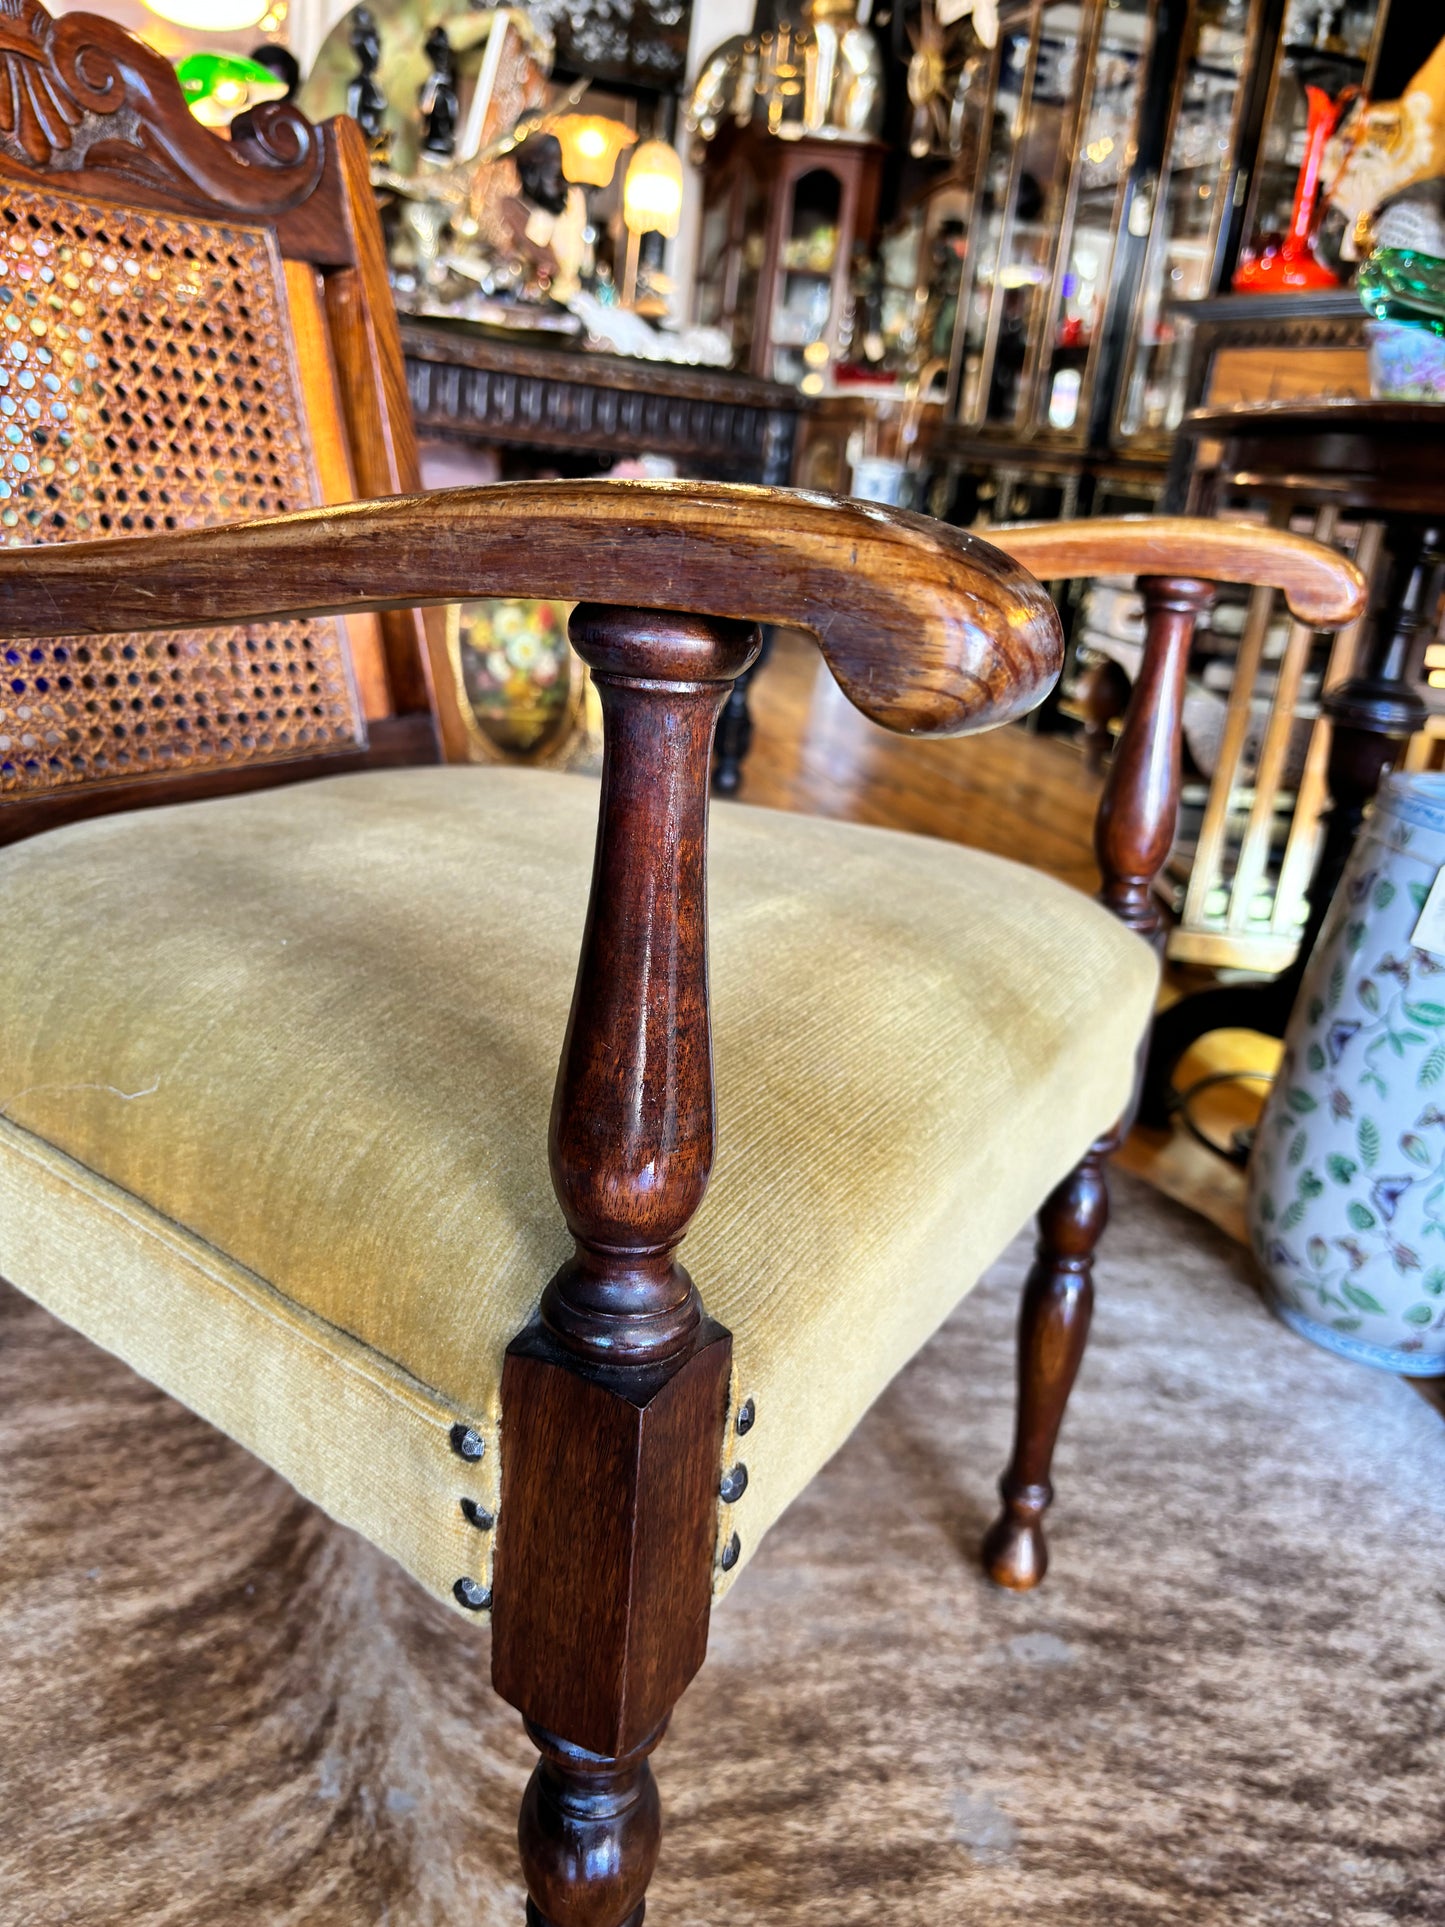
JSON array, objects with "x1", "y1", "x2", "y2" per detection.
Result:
[
  {"x1": 346, "y1": 5, "x2": 388, "y2": 148},
  {"x1": 419, "y1": 24, "x2": 460, "y2": 161},
  {"x1": 496, "y1": 131, "x2": 588, "y2": 302}
]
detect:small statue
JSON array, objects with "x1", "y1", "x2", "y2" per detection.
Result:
[
  {"x1": 807, "y1": 0, "x2": 884, "y2": 139},
  {"x1": 498, "y1": 131, "x2": 588, "y2": 303},
  {"x1": 418, "y1": 24, "x2": 460, "y2": 161},
  {"x1": 346, "y1": 6, "x2": 388, "y2": 147}
]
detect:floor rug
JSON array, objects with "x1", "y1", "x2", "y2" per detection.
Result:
[{"x1": 2, "y1": 1172, "x2": 1441, "y2": 1926}]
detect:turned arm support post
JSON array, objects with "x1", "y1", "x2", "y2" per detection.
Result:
[
  {"x1": 1094, "y1": 576, "x2": 1216, "y2": 950},
  {"x1": 494, "y1": 605, "x2": 762, "y2": 1927},
  {"x1": 543, "y1": 606, "x2": 761, "y2": 1365},
  {"x1": 991, "y1": 519, "x2": 1367, "y2": 952}
]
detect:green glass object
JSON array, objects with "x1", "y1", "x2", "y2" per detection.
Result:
[
  {"x1": 1358, "y1": 248, "x2": 1445, "y2": 338},
  {"x1": 175, "y1": 53, "x2": 287, "y2": 124}
]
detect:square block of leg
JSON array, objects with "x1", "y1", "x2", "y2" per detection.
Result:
[{"x1": 491, "y1": 1320, "x2": 731, "y2": 1760}]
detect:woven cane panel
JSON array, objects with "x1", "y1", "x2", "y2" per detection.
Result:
[{"x1": 0, "y1": 180, "x2": 363, "y2": 797}]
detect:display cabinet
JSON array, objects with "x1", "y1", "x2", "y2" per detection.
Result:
[
  {"x1": 937, "y1": 0, "x2": 1398, "y2": 471},
  {"x1": 1114, "y1": 0, "x2": 1265, "y2": 448},
  {"x1": 1116, "y1": 0, "x2": 1390, "y2": 449},
  {"x1": 694, "y1": 124, "x2": 884, "y2": 386},
  {"x1": 949, "y1": 0, "x2": 1160, "y2": 446},
  {"x1": 1235, "y1": 0, "x2": 1389, "y2": 271}
]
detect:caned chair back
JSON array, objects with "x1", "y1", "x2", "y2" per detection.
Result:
[{"x1": 0, "y1": 0, "x2": 435, "y2": 839}]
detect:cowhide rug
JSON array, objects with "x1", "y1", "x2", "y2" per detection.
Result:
[{"x1": 1, "y1": 1173, "x2": 1442, "y2": 1926}]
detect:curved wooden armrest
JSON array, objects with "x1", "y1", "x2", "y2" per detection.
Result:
[
  {"x1": 994, "y1": 516, "x2": 1367, "y2": 627},
  {"x1": 0, "y1": 480, "x2": 1062, "y2": 739}
]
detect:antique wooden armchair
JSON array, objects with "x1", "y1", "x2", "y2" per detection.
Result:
[{"x1": 0, "y1": 11, "x2": 1366, "y2": 1921}]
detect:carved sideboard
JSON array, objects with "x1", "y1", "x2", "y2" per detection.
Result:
[{"x1": 399, "y1": 317, "x2": 804, "y2": 486}]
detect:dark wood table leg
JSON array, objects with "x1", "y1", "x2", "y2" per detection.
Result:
[{"x1": 712, "y1": 627, "x2": 774, "y2": 796}]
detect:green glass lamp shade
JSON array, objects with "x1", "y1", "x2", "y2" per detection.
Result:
[{"x1": 176, "y1": 52, "x2": 288, "y2": 125}]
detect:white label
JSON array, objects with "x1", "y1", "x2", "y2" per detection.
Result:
[
  {"x1": 1411, "y1": 868, "x2": 1445, "y2": 957},
  {"x1": 938, "y1": 0, "x2": 975, "y2": 22}
]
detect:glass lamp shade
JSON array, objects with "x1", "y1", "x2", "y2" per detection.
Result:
[
  {"x1": 176, "y1": 52, "x2": 286, "y2": 127},
  {"x1": 622, "y1": 140, "x2": 684, "y2": 240},
  {"x1": 145, "y1": 0, "x2": 269, "y2": 29},
  {"x1": 552, "y1": 114, "x2": 636, "y2": 189}
]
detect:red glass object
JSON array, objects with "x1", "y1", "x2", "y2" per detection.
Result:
[{"x1": 1234, "y1": 83, "x2": 1355, "y2": 293}]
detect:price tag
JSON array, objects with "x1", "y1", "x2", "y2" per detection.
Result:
[{"x1": 1411, "y1": 869, "x2": 1445, "y2": 957}]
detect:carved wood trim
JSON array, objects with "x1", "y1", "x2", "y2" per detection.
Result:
[{"x1": 0, "y1": 1, "x2": 326, "y2": 222}]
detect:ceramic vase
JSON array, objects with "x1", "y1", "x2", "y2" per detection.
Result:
[{"x1": 1248, "y1": 772, "x2": 1445, "y2": 1375}]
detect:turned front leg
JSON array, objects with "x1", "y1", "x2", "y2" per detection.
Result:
[
  {"x1": 986, "y1": 577, "x2": 1208, "y2": 1591},
  {"x1": 983, "y1": 1145, "x2": 1108, "y2": 1589},
  {"x1": 492, "y1": 605, "x2": 758, "y2": 1927},
  {"x1": 520, "y1": 1724, "x2": 664, "y2": 1927}
]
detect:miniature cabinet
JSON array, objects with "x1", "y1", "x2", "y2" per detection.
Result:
[{"x1": 694, "y1": 124, "x2": 884, "y2": 385}]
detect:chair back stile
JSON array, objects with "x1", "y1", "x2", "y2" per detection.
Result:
[{"x1": 0, "y1": 0, "x2": 438, "y2": 846}]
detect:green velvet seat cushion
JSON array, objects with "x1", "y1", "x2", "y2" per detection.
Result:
[{"x1": 0, "y1": 767, "x2": 1158, "y2": 1614}]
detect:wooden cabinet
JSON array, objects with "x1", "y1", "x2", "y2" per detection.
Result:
[{"x1": 694, "y1": 125, "x2": 884, "y2": 387}]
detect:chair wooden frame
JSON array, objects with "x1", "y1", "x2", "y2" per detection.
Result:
[{"x1": 0, "y1": 14, "x2": 1369, "y2": 1920}]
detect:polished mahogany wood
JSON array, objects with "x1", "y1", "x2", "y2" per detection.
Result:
[
  {"x1": 983, "y1": 1148, "x2": 1108, "y2": 1590},
  {"x1": 0, "y1": 484, "x2": 1063, "y2": 744},
  {"x1": 543, "y1": 606, "x2": 760, "y2": 1365},
  {"x1": 1095, "y1": 577, "x2": 1217, "y2": 947},
  {"x1": 0, "y1": 2, "x2": 334, "y2": 235},
  {"x1": 495, "y1": 1324, "x2": 733, "y2": 1761},
  {"x1": 519, "y1": 1722, "x2": 665, "y2": 1927},
  {"x1": 713, "y1": 513, "x2": 1363, "y2": 797},
  {"x1": 492, "y1": 607, "x2": 753, "y2": 1927},
  {"x1": 997, "y1": 515, "x2": 1367, "y2": 628}
]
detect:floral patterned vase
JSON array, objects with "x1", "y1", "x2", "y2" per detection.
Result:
[{"x1": 1248, "y1": 772, "x2": 1445, "y2": 1376}]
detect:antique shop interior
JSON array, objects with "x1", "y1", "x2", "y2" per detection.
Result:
[{"x1": 0, "y1": 0, "x2": 1443, "y2": 1921}]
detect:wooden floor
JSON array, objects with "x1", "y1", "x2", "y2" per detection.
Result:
[
  {"x1": 740, "y1": 630, "x2": 1257, "y2": 1243},
  {"x1": 741, "y1": 628, "x2": 1105, "y2": 895}
]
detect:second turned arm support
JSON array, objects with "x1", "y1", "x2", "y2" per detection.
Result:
[
  {"x1": 1095, "y1": 576, "x2": 1216, "y2": 949},
  {"x1": 994, "y1": 517, "x2": 1368, "y2": 949}
]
